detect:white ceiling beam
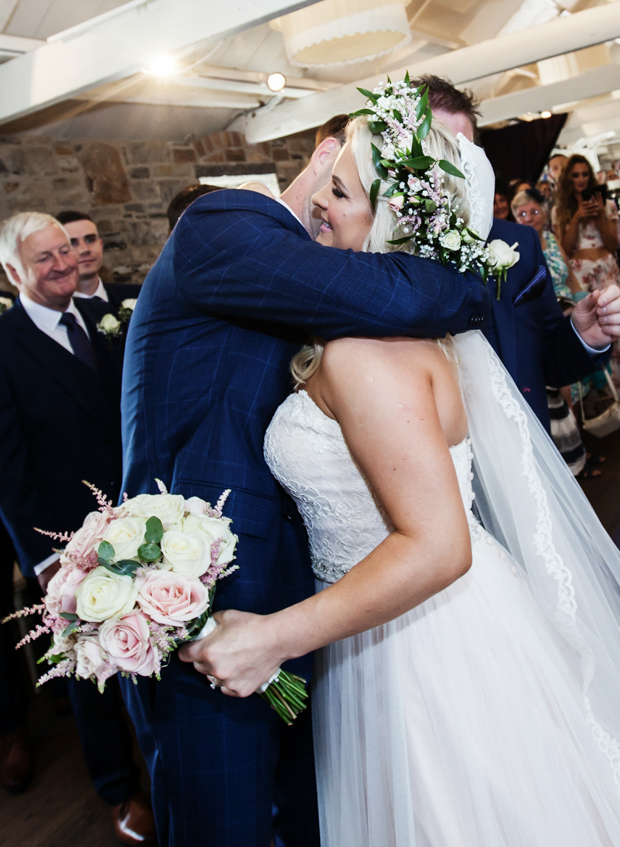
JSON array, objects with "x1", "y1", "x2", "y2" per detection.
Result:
[
  {"x1": 478, "y1": 62, "x2": 620, "y2": 125},
  {"x1": 0, "y1": 33, "x2": 44, "y2": 55},
  {"x1": 233, "y1": 0, "x2": 620, "y2": 142},
  {"x1": 0, "y1": 0, "x2": 323, "y2": 125}
]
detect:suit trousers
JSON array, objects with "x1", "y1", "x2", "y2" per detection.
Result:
[
  {"x1": 120, "y1": 654, "x2": 319, "y2": 847},
  {"x1": 0, "y1": 521, "x2": 26, "y2": 737}
]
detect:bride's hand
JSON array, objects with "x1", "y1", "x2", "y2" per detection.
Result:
[{"x1": 177, "y1": 609, "x2": 283, "y2": 698}]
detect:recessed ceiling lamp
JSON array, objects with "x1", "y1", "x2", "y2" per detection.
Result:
[
  {"x1": 267, "y1": 72, "x2": 287, "y2": 92},
  {"x1": 145, "y1": 55, "x2": 178, "y2": 77},
  {"x1": 271, "y1": 0, "x2": 411, "y2": 67}
]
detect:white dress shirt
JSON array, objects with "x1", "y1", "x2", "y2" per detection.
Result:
[
  {"x1": 73, "y1": 278, "x2": 109, "y2": 302},
  {"x1": 19, "y1": 293, "x2": 92, "y2": 575}
]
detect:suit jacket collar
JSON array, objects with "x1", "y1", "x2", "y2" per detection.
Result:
[
  {"x1": 188, "y1": 189, "x2": 311, "y2": 241},
  {"x1": 10, "y1": 298, "x2": 119, "y2": 422}
]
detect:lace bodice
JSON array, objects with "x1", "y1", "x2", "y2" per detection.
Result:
[{"x1": 264, "y1": 390, "x2": 478, "y2": 583}]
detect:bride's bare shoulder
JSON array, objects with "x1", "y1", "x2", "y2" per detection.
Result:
[{"x1": 322, "y1": 336, "x2": 447, "y2": 376}]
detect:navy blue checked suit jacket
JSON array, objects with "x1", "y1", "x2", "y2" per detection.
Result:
[
  {"x1": 121, "y1": 189, "x2": 490, "y2": 679},
  {"x1": 486, "y1": 218, "x2": 605, "y2": 430}
]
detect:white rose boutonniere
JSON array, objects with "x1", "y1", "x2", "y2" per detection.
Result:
[
  {"x1": 97, "y1": 312, "x2": 122, "y2": 343},
  {"x1": 487, "y1": 240, "x2": 520, "y2": 298},
  {"x1": 0, "y1": 297, "x2": 13, "y2": 314},
  {"x1": 118, "y1": 298, "x2": 138, "y2": 324}
]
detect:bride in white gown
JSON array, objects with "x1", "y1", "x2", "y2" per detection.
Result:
[{"x1": 195, "y1": 84, "x2": 620, "y2": 845}]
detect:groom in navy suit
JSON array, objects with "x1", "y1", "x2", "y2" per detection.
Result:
[{"x1": 120, "y1": 124, "x2": 492, "y2": 846}]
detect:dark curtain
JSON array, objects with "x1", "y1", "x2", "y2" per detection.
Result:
[{"x1": 479, "y1": 113, "x2": 568, "y2": 184}]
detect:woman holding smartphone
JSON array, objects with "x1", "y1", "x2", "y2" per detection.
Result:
[{"x1": 553, "y1": 154, "x2": 619, "y2": 291}]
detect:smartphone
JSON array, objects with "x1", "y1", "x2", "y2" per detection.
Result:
[{"x1": 582, "y1": 184, "x2": 608, "y2": 203}]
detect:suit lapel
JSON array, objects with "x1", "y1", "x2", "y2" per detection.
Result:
[
  {"x1": 488, "y1": 221, "x2": 519, "y2": 381},
  {"x1": 11, "y1": 299, "x2": 112, "y2": 421}
]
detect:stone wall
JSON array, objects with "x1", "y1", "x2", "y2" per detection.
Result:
[{"x1": 0, "y1": 128, "x2": 316, "y2": 289}]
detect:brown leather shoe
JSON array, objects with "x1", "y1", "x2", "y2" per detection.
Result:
[
  {"x1": 111, "y1": 792, "x2": 157, "y2": 846},
  {"x1": 0, "y1": 726, "x2": 33, "y2": 794}
]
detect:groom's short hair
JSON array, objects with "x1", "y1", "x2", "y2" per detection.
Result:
[
  {"x1": 408, "y1": 75, "x2": 480, "y2": 129},
  {"x1": 315, "y1": 115, "x2": 349, "y2": 148}
]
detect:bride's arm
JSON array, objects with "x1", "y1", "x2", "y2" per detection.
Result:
[{"x1": 179, "y1": 339, "x2": 472, "y2": 695}]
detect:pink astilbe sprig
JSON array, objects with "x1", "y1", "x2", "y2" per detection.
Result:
[
  {"x1": 37, "y1": 655, "x2": 76, "y2": 686},
  {"x1": 34, "y1": 527, "x2": 73, "y2": 543},
  {"x1": 214, "y1": 489, "x2": 231, "y2": 518},
  {"x1": 1, "y1": 602, "x2": 45, "y2": 624},
  {"x1": 16, "y1": 622, "x2": 52, "y2": 648},
  {"x1": 154, "y1": 478, "x2": 168, "y2": 495},
  {"x1": 200, "y1": 537, "x2": 239, "y2": 589},
  {"x1": 82, "y1": 480, "x2": 116, "y2": 515}
]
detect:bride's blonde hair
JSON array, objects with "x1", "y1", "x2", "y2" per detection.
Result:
[{"x1": 291, "y1": 116, "x2": 470, "y2": 385}]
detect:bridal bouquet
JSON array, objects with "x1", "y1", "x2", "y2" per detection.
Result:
[{"x1": 4, "y1": 482, "x2": 308, "y2": 725}]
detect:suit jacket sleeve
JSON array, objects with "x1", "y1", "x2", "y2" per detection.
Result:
[
  {"x1": 535, "y1": 232, "x2": 608, "y2": 387},
  {"x1": 173, "y1": 191, "x2": 489, "y2": 340},
  {"x1": 0, "y1": 360, "x2": 53, "y2": 576}
]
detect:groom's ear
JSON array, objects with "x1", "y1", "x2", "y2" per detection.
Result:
[{"x1": 311, "y1": 137, "x2": 342, "y2": 177}]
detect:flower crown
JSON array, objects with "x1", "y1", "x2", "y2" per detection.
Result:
[{"x1": 350, "y1": 75, "x2": 516, "y2": 290}]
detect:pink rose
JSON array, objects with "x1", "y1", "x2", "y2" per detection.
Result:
[
  {"x1": 388, "y1": 194, "x2": 405, "y2": 213},
  {"x1": 75, "y1": 635, "x2": 112, "y2": 679},
  {"x1": 65, "y1": 511, "x2": 111, "y2": 561},
  {"x1": 98, "y1": 613, "x2": 157, "y2": 676},
  {"x1": 136, "y1": 570, "x2": 209, "y2": 626},
  {"x1": 45, "y1": 565, "x2": 88, "y2": 618}
]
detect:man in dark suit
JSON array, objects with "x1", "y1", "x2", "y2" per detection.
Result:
[
  {"x1": 411, "y1": 73, "x2": 618, "y2": 430},
  {"x1": 120, "y1": 122, "x2": 491, "y2": 847},
  {"x1": 0, "y1": 212, "x2": 155, "y2": 844},
  {"x1": 55, "y1": 210, "x2": 141, "y2": 310}
]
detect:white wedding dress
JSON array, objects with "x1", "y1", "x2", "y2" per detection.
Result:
[{"x1": 264, "y1": 332, "x2": 620, "y2": 846}]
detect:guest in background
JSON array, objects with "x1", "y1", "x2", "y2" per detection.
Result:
[
  {"x1": 553, "y1": 154, "x2": 619, "y2": 293},
  {"x1": 0, "y1": 212, "x2": 155, "y2": 845},
  {"x1": 512, "y1": 187, "x2": 604, "y2": 479},
  {"x1": 493, "y1": 179, "x2": 515, "y2": 222},
  {"x1": 547, "y1": 152, "x2": 568, "y2": 187},
  {"x1": 166, "y1": 183, "x2": 221, "y2": 233},
  {"x1": 56, "y1": 211, "x2": 141, "y2": 308}
]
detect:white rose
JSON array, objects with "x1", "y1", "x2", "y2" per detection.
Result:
[
  {"x1": 75, "y1": 566, "x2": 138, "y2": 622},
  {"x1": 120, "y1": 298, "x2": 137, "y2": 311},
  {"x1": 440, "y1": 230, "x2": 462, "y2": 251},
  {"x1": 487, "y1": 239, "x2": 520, "y2": 270},
  {"x1": 180, "y1": 515, "x2": 238, "y2": 566},
  {"x1": 126, "y1": 493, "x2": 185, "y2": 529},
  {"x1": 102, "y1": 517, "x2": 147, "y2": 561},
  {"x1": 160, "y1": 531, "x2": 209, "y2": 578},
  {"x1": 99, "y1": 313, "x2": 121, "y2": 333}
]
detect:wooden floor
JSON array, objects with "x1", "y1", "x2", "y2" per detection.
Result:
[{"x1": 2, "y1": 427, "x2": 620, "y2": 847}]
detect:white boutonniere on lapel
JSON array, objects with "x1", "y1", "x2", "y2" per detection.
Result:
[
  {"x1": 118, "y1": 298, "x2": 137, "y2": 324},
  {"x1": 0, "y1": 297, "x2": 13, "y2": 314},
  {"x1": 97, "y1": 312, "x2": 123, "y2": 347},
  {"x1": 486, "y1": 240, "x2": 520, "y2": 299}
]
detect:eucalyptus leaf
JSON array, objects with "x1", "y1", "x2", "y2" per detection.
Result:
[
  {"x1": 418, "y1": 109, "x2": 432, "y2": 140},
  {"x1": 371, "y1": 144, "x2": 388, "y2": 180},
  {"x1": 62, "y1": 621, "x2": 78, "y2": 637},
  {"x1": 101, "y1": 560, "x2": 124, "y2": 576},
  {"x1": 61, "y1": 612, "x2": 78, "y2": 621},
  {"x1": 145, "y1": 516, "x2": 164, "y2": 545},
  {"x1": 438, "y1": 159, "x2": 465, "y2": 179},
  {"x1": 138, "y1": 542, "x2": 161, "y2": 563},
  {"x1": 369, "y1": 179, "x2": 381, "y2": 210},
  {"x1": 97, "y1": 540, "x2": 114, "y2": 563},
  {"x1": 116, "y1": 559, "x2": 141, "y2": 576}
]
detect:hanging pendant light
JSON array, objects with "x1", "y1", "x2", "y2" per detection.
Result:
[{"x1": 271, "y1": 0, "x2": 411, "y2": 68}]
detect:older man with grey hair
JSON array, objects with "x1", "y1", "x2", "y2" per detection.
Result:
[{"x1": 0, "y1": 212, "x2": 155, "y2": 844}]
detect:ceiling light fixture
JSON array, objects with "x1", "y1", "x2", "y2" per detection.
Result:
[
  {"x1": 267, "y1": 72, "x2": 287, "y2": 92},
  {"x1": 541, "y1": 110, "x2": 552, "y2": 118},
  {"x1": 145, "y1": 55, "x2": 178, "y2": 77}
]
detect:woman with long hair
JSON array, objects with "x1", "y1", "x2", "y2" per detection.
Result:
[{"x1": 553, "y1": 153, "x2": 619, "y2": 292}]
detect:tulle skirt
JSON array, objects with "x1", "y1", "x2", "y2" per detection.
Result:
[{"x1": 313, "y1": 529, "x2": 620, "y2": 846}]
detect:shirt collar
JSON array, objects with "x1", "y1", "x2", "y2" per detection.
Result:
[
  {"x1": 20, "y1": 292, "x2": 82, "y2": 331},
  {"x1": 276, "y1": 198, "x2": 305, "y2": 229},
  {"x1": 73, "y1": 278, "x2": 107, "y2": 301}
]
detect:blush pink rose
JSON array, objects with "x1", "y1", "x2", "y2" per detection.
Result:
[
  {"x1": 65, "y1": 511, "x2": 111, "y2": 561},
  {"x1": 98, "y1": 613, "x2": 157, "y2": 676},
  {"x1": 45, "y1": 565, "x2": 88, "y2": 618},
  {"x1": 136, "y1": 570, "x2": 209, "y2": 626}
]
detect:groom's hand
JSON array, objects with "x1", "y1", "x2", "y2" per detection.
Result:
[
  {"x1": 178, "y1": 610, "x2": 283, "y2": 698},
  {"x1": 572, "y1": 285, "x2": 620, "y2": 348}
]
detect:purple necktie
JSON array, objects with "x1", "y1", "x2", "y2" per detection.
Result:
[{"x1": 59, "y1": 312, "x2": 99, "y2": 372}]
